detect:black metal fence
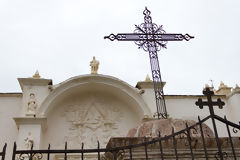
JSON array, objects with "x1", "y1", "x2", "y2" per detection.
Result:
[
  {"x1": 0, "y1": 144, "x2": 6, "y2": 160},
  {"x1": 4, "y1": 88, "x2": 240, "y2": 159}
]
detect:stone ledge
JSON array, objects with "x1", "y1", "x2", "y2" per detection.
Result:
[{"x1": 13, "y1": 117, "x2": 47, "y2": 131}]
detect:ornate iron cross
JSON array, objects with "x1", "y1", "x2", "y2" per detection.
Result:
[
  {"x1": 195, "y1": 88, "x2": 225, "y2": 113},
  {"x1": 104, "y1": 7, "x2": 194, "y2": 119},
  {"x1": 195, "y1": 88, "x2": 225, "y2": 160}
]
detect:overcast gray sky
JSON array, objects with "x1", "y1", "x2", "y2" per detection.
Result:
[{"x1": 0, "y1": 0, "x2": 239, "y2": 94}]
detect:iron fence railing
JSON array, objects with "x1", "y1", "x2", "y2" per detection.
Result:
[
  {"x1": 5, "y1": 88, "x2": 240, "y2": 159},
  {"x1": 0, "y1": 144, "x2": 6, "y2": 160}
]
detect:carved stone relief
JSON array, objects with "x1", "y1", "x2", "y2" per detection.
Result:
[
  {"x1": 63, "y1": 96, "x2": 123, "y2": 148},
  {"x1": 26, "y1": 93, "x2": 38, "y2": 116},
  {"x1": 24, "y1": 132, "x2": 34, "y2": 149}
]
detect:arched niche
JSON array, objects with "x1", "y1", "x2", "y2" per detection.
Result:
[{"x1": 38, "y1": 74, "x2": 151, "y2": 148}]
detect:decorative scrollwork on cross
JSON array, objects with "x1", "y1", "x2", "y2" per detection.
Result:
[{"x1": 105, "y1": 7, "x2": 194, "y2": 119}]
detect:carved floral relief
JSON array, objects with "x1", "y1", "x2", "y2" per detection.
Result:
[{"x1": 63, "y1": 96, "x2": 123, "y2": 148}]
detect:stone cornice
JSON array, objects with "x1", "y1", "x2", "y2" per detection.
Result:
[
  {"x1": 18, "y1": 78, "x2": 52, "y2": 91},
  {"x1": 165, "y1": 94, "x2": 226, "y2": 99},
  {"x1": 136, "y1": 81, "x2": 166, "y2": 89},
  {"x1": 13, "y1": 117, "x2": 47, "y2": 131},
  {"x1": 0, "y1": 93, "x2": 22, "y2": 97}
]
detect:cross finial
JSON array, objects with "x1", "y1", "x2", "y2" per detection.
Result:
[
  {"x1": 143, "y1": 7, "x2": 151, "y2": 16},
  {"x1": 203, "y1": 87, "x2": 214, "y2": 97},
  {"x1": 195, "y1": 87, "x2": 225, "y2": 114}
]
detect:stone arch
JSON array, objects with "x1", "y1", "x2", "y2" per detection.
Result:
[
  {"x1": 38, "y1": 74, "x2": 152, "y2": 148},
  {"x1": 38, "y1": 74, "x2": 151, "y2": 118}
]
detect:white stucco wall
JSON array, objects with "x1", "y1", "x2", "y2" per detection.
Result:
[
  {"x1": 0, "y1": 94, "x2": 21, "y2": 159},
  {"x1": 0, "y1": 74, "x2": 239, "y2": 158},
  {"x1": 137, "y1": 82, "x2": 240, "y2": 137}
]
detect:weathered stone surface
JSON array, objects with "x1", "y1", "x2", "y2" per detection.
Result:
[
  {"x1": 127, "y1": 118, "x2": 214, "y2": 138},
  {"x1": 104, "y1": 137, "x2": 240, "y2": 160}
]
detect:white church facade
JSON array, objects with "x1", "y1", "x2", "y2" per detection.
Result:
[{"x1": 0, "y1": 57, "x2": 239, "y2": 159}]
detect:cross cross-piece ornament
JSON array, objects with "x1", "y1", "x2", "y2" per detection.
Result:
[
  {"x1": 195, "y1": 87, "x2": 225, "y2": 114},
  {"x1": 104, "y1": 7, "x2": 194, "y2": 119}
]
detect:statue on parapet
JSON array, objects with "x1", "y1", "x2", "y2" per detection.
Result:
[{"x1": 90, "y1": 56, "x2": 99, "y2": 74}]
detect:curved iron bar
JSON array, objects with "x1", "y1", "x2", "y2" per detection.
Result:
[
  {"x1": 14, "y1": 115, "x2": 212, "y2": 157},
  {"x1": 214, "y1": 115, "x2": 240, "y2": 130},
  {"x1": 215, "y1": 151, "x2": 228, "y2": 160},
  {"x1": 18, "y1": 153, "x2": 29, "y2": 160},
  {"x1": 14, "y1": 113, "x2": 240, "y2": 159},
  {"x1": 233, "y1": 127, "x2": 238, "y2": 133}
]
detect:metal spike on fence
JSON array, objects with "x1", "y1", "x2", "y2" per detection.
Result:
[
  {"x1": 97, "y1": 141, "x2": 100, "y2": 160},
  {"x1": 12, "y1": 142, "x2": 16, "y2": 160},
  {"x1": 64, "y1": 142, "x2": 67, "y2": 160},
  {"x1": 31, "y1": 143, "x2": 33, "y2": 150},
  {"x1": 158, "y1": 131, "x2": 164, "y2": 160},
  {"x1": 47, "y1": 144, "x2": 50, "y2": 160},
  {"x1": 144, "y1": 137, "x2": 148, "y2": 160},
  {"x1": 224, "y1": 116, "x2": 237, "y2": 160},
  {"x1": 185, "y1": 123, "x2": 194, "y2": 160},
  {"x1": 1, "y1": 143, "x2": 7, "y2": 160},
  {"x1": 198, "y1": 116, "x2": 208, "y2": 160},
  {"x1": 172, "y1": 127, "x2": 178, "y2": 160},
  {"x1": 81, "y1": 143, "x2": 84, "y2": 160},
  {"x1": 113, "y1": 140, "x2": 117, "y2": 160}
]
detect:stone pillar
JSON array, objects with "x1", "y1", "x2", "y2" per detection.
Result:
[
  {"x1": 13, "y1": 117, "x2": 47, "y2": 149},
  {"x1": 17, "y1": 74, "x2": 52, "y2": 117}
]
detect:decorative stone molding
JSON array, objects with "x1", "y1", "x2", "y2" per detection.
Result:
[
  {"x1": 13, "y1": 117, "x2": 47, "y2": 131},
  {"x1": 38, "y1": 74, "x2": 151, "y2": 117},
  {"x1": 136, "y1": 81, "x2": 166, "y2": 89},
  {"x1": 18, "y1": 78, "x2": 52, "y2": 91}
]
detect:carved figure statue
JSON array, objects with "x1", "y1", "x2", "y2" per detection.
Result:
[
  {"x1": 24, "y1": 132, "x2": 34, "y2": 149},
  {"x1": 27, "y1": 93, "x2": 38, "y2": 116},
  {"x1": 90, "y1": 56, "x2": 99, "y2": 74}
]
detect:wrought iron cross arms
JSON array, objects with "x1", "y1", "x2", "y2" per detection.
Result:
[
  {"x1": 104, "y1": 7, "x2": 194, "y2": 119},
  {"x1": 104, "y1": 7, "x2": 194, "y2": 52},
  {"x1": 104, "y1": 33, "x2": 194, "y2": 42},
  {"x1": 195, "y1": 88, "x2": 225, "y2": 110}
]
